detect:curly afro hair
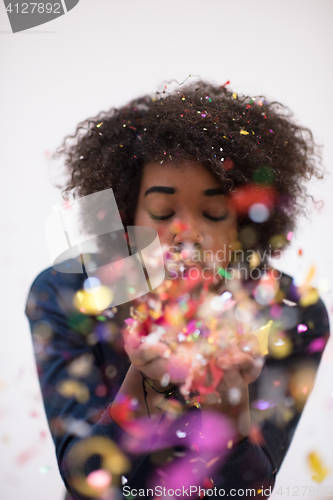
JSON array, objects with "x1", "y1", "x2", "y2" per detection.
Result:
[{"x1": 54, "y1": 79, "x2": 323, "y2": 255}]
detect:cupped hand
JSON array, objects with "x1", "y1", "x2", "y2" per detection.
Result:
[
  {"x1": 123, "y1": 330, "x2": 192, "y2": 386},
  {"x1": 215, "y1": 335, "x2": 264, "y2": 392}
]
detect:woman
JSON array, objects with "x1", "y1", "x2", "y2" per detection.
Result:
[{"x1": 25, "y1": 80, "x2": 330, "y2": 499}]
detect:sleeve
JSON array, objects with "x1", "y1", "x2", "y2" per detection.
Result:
[
  {"x1": 24, "y1": 266, "x2": 149, "y2": 500},
  {"x1": 245, "y1": 287, "x2": 330, "y2": 493},
  {"x1": 212, "y1": 437, "x2": 277, "y2": 498}
]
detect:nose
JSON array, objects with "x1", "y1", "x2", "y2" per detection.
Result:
[{"x1": 173, "y1": 218, "x2": 204, "y2": 248}]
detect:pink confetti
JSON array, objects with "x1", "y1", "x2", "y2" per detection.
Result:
[
  {"x1": 308, "y1": 337, "x2": 327, "y2": 354},
  {"x1": 297, "y1": 324, "x2": 308, "y2": 333},
  {"x1": 15, "y1": 444, "x2": 40, "y2": 465}
]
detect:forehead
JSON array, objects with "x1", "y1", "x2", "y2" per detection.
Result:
[{"x1": 140, "y1": 161, "x2": 222, "y2": 190}]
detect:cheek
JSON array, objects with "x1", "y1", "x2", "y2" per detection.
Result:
[
  {"x1": 134, "y1": 209, "x2": 174, "y2": 246},
  {"x1": 205, "y1": 222, "x2": 237, "y2": 263}
]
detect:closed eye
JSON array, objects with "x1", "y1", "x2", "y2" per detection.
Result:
[
  {"x1": 149, "y1": 213, "x2": 175, "y2": 221},
  {"x1": 204, "y1": 213, "x2": 229, "y2": 222}
]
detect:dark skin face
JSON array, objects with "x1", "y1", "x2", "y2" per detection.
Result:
[
  {"x1": 125, "y1": 161, "x2": 262, "y2": 407},
  {"x1": 134, "y1": 161, "x2": 237, "y2": 267}
]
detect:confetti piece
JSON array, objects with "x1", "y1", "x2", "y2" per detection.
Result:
[
  {"x1": 86, "y1": 470, "x2": 112, "y2": 492},
  {"x1": 248, "y1": 424, "x2": 265, "y2": 445},
  {"x1": 15, "y1": 444, "x2": 40, "y2": 465},
  {"x1": 253, "y1": 166, "x2": 274, "y2": 185},
  {"x1": 203, "y1": 477, "x2": 214, "y2": 488},
  {"x1": 170, "y1": 218, "x2": 188, "y2": 234},
  {"x1": 290, "y1": 366, "x2": 316, "y2": 411},
  {"x1": 307, "y1": 452, "x2": 330, "y2": 483},
  {"x1": 73, "y1": 287, "x2": 113, "y2": 315},
  {"x1": 268, "y1": 333, "x2": 293, "y2": 359},
  {"x1": 248, "y1": 203, "x2": 270, "y2": 223},
  {"x1": 299, "y1": 288, "x2": 319, "y2": 308},
  {"x1": 39, "y1": 466, "x2": 51, "y2": 474},
  {"x1": 252, "y1": 320, "x2": 272, "y2": 356},
  {"x1": 282, "y1": 298, "x2": 297, "y2": 307},
  {"x1": 68, "y1": 437, "x2": 130, "y2": 497},
  {"x1": 229, "y1": 184, "x2": 276, "y2": 216},
  {"x1": 240, "y1": 130, "x2": 249, "y2": 135},
  {"x1": 217, "y1": 267, "x2": 232, "y2": 279},
  {"x1": 223, "y1": 158, "x2": 234, "y2": 171},
  {"x1": 56, "y1": 380, "x2": 90, "y2": 404},
  {"x1": 308, "y1": 336, "x2": 328, "y2": 354},
  {"x1": 205, "y1": 456, "x2": 220, "y2": 468},
  {"x1": 304, "y1": 265, "x2": 316, "y2": 286}
]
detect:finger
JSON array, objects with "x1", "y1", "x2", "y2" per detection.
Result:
[
  {"x1": 229, "y1": 352, "x2": 263, "y2": 384},
  {"x1": 216, "y1": 350, "x2": 263, "y2": 385},
  {"x1": 219, "y1": 365, "x2": 244, "y2": 390},
  {"x1": 125, "y1": 340, "x2": 169, "y2": 366}
]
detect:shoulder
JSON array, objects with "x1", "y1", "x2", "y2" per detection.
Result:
[{"x1": 27, "y1": 258, "x2": 86, "y2": 293}]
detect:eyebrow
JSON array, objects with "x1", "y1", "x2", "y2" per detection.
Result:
[
  {"x1": 204, "y1": 187, "x2": 228, "y2": 196},
  {"x1": 145, "y1": 186, "x2": 176, "y2": 196},
  {"x1": 144, "y1": 186, "x2": 228, "y2": 197}
]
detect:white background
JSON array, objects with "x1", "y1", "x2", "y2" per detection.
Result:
[{"x1": 1, "y1": 1, "x2": 333, "y2": 499}]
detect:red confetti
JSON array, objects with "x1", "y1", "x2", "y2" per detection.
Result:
[
  {"x1": 192, "y1": 442, "x2": 200, "y2": 453},
  {"x1": 223, "y1": 158, "x2": 234, "y2": 171},
  {"x1": 203, "y1": 477, "x2": 214, "y2": 488},
  {"x1": 95, "y1": 385, "x2": 108, "y2": 397},
  {"x1": 248, "y1": 424, "x2": 265, "y2": 446},
  {"x1": 228, "y1": 184, "x2": 276, "y2": 215}
]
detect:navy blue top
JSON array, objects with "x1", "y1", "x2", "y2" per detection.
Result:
[{"x1": 24, "y1": 259, "x2": 330, "y2": 499}]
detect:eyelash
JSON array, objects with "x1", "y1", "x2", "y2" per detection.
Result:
[{"x1": 149, "y1": 213, "x2": 229, "y2": 222}]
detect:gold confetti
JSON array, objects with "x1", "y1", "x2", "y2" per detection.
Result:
[
  {"x1": 249, "y1": 251, "x2": 261, "y2": 269},
  {"x1": 205, "y1": 456, "x2": 220, "y2": 468},
  {"x1": 252, "y1": 320, "x2": 273, "y2": 356},
  {"x1": 232, "y1": 93, "x2": 237, "y2": 99},
  {"x1": 299, "y1": 288, "x2": 319, "y2": 308},
  {"x1": 56, "y1": 380, "x2": 90, "y2": 404},
  {"x1": 73, "y1": 287, "x2": 113, "y2": 315},
  {"x1": 290, "y1": 366, "x2": 316, "y2": 411},
  {"x1": 68, "y1": 437, "x2": 130, "y2": 497},
  {"x1": 307, "y1": 452, "x2": 330, "y2": 483},
  {"x1": 240, "y1": 130, "x2": 249, "y2": 135},
  {"x1": 305, "y1": 265, "x2": 316, "y2": 286},
  {"x1": 268, "y1": 333, "x2": 293, "y2": 359}
]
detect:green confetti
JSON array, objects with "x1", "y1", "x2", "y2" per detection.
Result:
[
  {"x1": 253, "y1": 165, "x2": 274, "y2": 185},
  {"x1": 218, "y1": 268, "x2": 232, "y2": 279},
  {"x1": 39, "y1": 466, "x2": 51, "y2": 474}
]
